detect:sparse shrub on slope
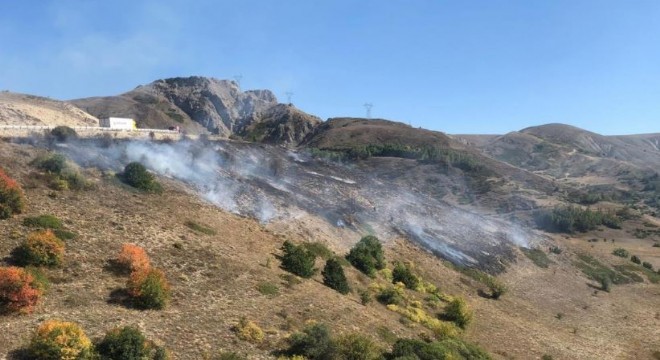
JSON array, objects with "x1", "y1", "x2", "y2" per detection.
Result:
[
  {"x1": 346, "y1": 235, "x2": 385, "y2": 277},
  {"x1": 334, "y1": 333, "x2": 382, "y2": 360},
  {"x1": 0, "y1": 167, "x2": 25, "y2": 219},
  {"x1": 392, "y1": 262, "x2": 419, "y2": 290},
  {"x1": 32, "y1": 153, "x2": 91, "y2": 191},
  {"x1": 97, "y1": 326, "x2": 167, "y2": 360},
  {"x1": 117, "y1": 243, "x2": 151, "y2": 273},
  {"x1": 631, "y1": 255, "x2": 641, "y2": 265},
  {"x1": 23, "y1": 214, "x2": 63, "y2": 229},
  {"x1": 284, "y1": 323, "x2": 336, "y2": 360},
  {"x1": 612, "y1": 248, "x2": 629, "y2": 258},
  {"x1": 27, "y1": 320, "x2": 94, "y2": 360},
  {"x1": 387, "y1": 338, "x2": 491, "y2": 360},
  {"x1": 441, "y1": 298, "x2": 473, "y2": 329},
  {"x1": 534, "y1": 206, "x2": 622, "y2": 233},
  {"x1": 0, "y1": 266, "x2": 42, "y2": 314},
  {"x1": 50, "y1": 126, "x2": 78, "y2": 142},
  {"x1": 14, "y1": 230, "x2": 65, "y2": 267},
  {"x1": 280, "y1": 240, "x2": 316, "y2": 278},
  {"x1": 322, "y1": 258, "x2": 350, "y2": 294},
  {"x1": 233, "y1": 317, "x2": 264, "y2": 344},
  {"x1": 127, "y1": 268, "x2": 171, "y2": 310},
  {"x1": 121, "y1": 162, "x2": 162, "y2": 193}
]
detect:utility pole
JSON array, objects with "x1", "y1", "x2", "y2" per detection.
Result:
[
  {"x1": 233, "y1": 74, "x2": 243, "y2": 87},
  {"x1": 363, "y1": 103, "x2": 373, "y2": 119},
  {"x1": 285, "y1": 91, "x2": 294, "y2": 104}
]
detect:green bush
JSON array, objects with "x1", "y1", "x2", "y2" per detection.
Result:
[
  {"x1": 23, "y1": 214, "x2": 63, "y2": 229},
  {"x1": 127, "y1": 268, "x2": 171, "y2": 310},
  {"x1": 322, "y1": 258, "x2": 350, "y2": 294},
  {"x1": 358, "y1": 288, "x2": 372, "y2": 305},
  {"x1": 50, "y1": 126, "x2": 78, "y2": 142},
  {"x1": 521, "y1": 248, "x2": 552, "y2": 268},
  {"x1": 121, "y1": 162, "x2": 162, "y2": 193},
  {"x1": 442, "y1": 298, "x2": 473, "y2": 329},
  {"x1": 33, "y1": 153, "x2": 67, "y2": 174},
  {"x1": 642, "y1": 262, "x2": 654, "y2": 270},
  {"x1": 280, "y1": 241, "x2": 316, "y2": 278},
  {"x1": 13, "y1": 230, "x2": 65, "y2": 267},
  {"x1": 534, "y1": 206, "x2": 622, "y2": 233},
  {"x1": 302, "y1": 242, "x2": 335, "y2": 259},
  {"x1": 284, "y1": 323, "x2": 336, "y2": 360},
  {"x1": 392, "y1": 262, "x2": 420, "y2": 289},
  {"x1": 387, "y1": 338, "x2": 491, "y2": 360},
  {"x1": 334, "y1": 333, "x2": 382, "y2": 360},
  {"x1": 346, "y1": 235, "x2": 385, "y2": 277},
  {"x1": 376, "y1": 286, "x2": 405, "y2": 306},
  {"x1": 97, "y1": 326, "x2": 149, "y2": 360},
  {"x1": 256, "y1": 282, "x2": 279, "y2": 296},
  {"x1": 631, "y1": 255, "x2": 641, "y2": 265},
  {"x1": 599, "y1": 275, "x2": 612, "y2": 292},
  {"x1": 612, "y1": 248, "x2": 629, "y2": 258}
]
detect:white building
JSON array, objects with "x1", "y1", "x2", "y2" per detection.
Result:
[{"x1": 99, "y1": 117, "x2": 137, "y2": 130}]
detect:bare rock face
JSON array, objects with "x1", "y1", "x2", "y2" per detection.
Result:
[
  {"x1": 135, "y1": 76, "x2": 277, "y2": 136},
  {"x1": 240, "y1": 104, "x2": 322, "y2": 147}
]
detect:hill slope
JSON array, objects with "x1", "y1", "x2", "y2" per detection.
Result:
[{"x1": 0, "y1": 92, "x2": 98, "y2": 127}]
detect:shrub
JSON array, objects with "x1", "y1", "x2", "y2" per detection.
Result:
[
  {"x1": 280, "y1": 241, "x2": 316, "y2": 278},
  {"x1": 127, "y1": 268, "x2": 171, "y2": 310},
  {"x1": 121, "y1": 162, "x2": 162, "y2": 193},
  {"x1": 322, "y1": 258, "x2": 350, "y2": 294},
  {"x1": 0, "y1": 266, "x2": 42, "y2": 314},
  {"x1": 256, "y1": 282, "x2": 279, "y2": 296},
  {"x1": 534, "y1": 206, "x2": 622, "y2": 233},
  {"x1": 334, "y1": 333, "x2": 382, "y2": 360},
  {"x1": 643, "y1": 262, "x2": 654, "y2": 270},
  {"x1": 97, "y1": 326, "x2": 149, "y2": 360},
  {"x1": 392, "y1": 262, "x2": 420, "y2": 289},
  {"x1": 33, "y1": 153, "x2": 67, "y2": 174},
  {"x1": 549, "y1": 246, "x2": 562, "y2": 254},
  {"x1": 217, "y1": 352, "x2": 248, "y2": 360},
  {"x1": 442, "y1": 298, "x2": 473, "y2": 329},
  {"x1": 0, "y1": 167, "x2": 25, "y2": 219},
  {"x1": 117, "y1": 243, "x2": 151, "y2": 273},
  {"x1": 27, "y1": 320, "x2": 94, "y2": 360},
  {"x1": 376, "y1": 284, "x2": 405, "y2": 306},
  {"x1": 631, "y1": 255, "x2": 641, "y2": 265},
  {"x1": 284, "y1": 323, "x2": 335, "y2": 360},
  {"x1": 233, "y1": 317, "x2": 264, "y2": 343},
  {"x1": 612, "y1": 248, "x2": 629, "y2": 258},
  {"x1": 358, "y1": 288, "x2": 372, "y2": 305},
  {"x1": 388, "y1": 338, "x2": 491, "y2": 360},
  {"x1": 346, "y1": 235, "x2": 385, "y2": 277},
  {"x1": 50, "y1": 126, "x2": 78, "y2": 142},
  {"x1": 599, "y1": 275, "x2": 612, "y2": 292},
  {"x1": 23, "y1": 214, "x2": 63, "y2": 229},
  {"x1": 302, "y1": 242, "x2": 335, "y2": 259},
  {"x1": 14, "y1": 230, "x2": 65, "y2": 267}
]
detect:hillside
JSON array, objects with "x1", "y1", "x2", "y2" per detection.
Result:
[
  {"x1": 1, "y1": 137, "x2": 659, "y2": 359},
  {"x1": 0, "y1": 92, "x2": 98, "y2": 127}
]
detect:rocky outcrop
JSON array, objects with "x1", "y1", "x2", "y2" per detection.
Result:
[
  {"x1": 239, "y1": 104, "x2": 322, "y2": 147},
  {"x1": 72, "y1": 76, "x2": 278, "y2": 136}
]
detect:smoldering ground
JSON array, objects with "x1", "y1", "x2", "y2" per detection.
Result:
[{"x1": 50, "y1": 137, "x2": 542, "y2": 273}]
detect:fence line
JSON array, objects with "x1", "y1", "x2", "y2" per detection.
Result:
[{"x1": 0, "y1": 125, "x2": 178, "y2": 134}]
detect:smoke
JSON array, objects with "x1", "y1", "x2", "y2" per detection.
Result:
[{"x1": 54, "y1": 137, "x2": 541, "y2": 272}]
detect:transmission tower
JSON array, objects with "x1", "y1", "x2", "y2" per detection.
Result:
[
  {"x1": 363, "y1": 103, "x2": 373, "y2": 119},
  {"x1": 233, "y1": 74, "x2": 243, "y2": 87},
  {"x1": 285, "y1": 91, "x2": 294, "y2": 104}
]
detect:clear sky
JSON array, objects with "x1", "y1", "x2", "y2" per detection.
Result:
[{"x1": 1, "y1": 1, "x2": 659, "y2": 135}]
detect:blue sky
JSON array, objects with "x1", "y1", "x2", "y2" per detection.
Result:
[{"x1": 1, "y1": 1, "x2": 659, "y2": 135}]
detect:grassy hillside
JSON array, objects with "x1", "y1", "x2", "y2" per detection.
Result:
[{"x1": 1, "y1": 139, "x2": 658, "y2": 359}]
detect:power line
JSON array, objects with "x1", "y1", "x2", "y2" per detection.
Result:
[
  {"x1": 285, "y1": 91, "x2": 294, "y2": 104},
  {"x1": 363, "y1": 103, "x2": 373, "y2": 119}
]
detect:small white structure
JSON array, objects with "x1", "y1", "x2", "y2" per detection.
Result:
[{"x1": 100, "y1": 117, "x2": 137, "y2": 130}]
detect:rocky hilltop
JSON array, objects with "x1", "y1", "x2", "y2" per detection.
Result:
[{"x1": 71, "y1": 76, "x2": 320, "y2": 145}]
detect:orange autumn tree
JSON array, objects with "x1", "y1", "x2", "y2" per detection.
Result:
[
  {"x1": 0, "y1": 167, "x2": 25, "y2": 219},
  {"x1": 117, "y1": 243, "x2": 151, "y2": 273},
  {"x1": 0, "y1": 266, "x2": 42, "y2": 314}
]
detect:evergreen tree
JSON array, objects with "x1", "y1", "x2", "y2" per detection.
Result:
[
  {"x1": 346, "y1": 235, "x2": 385, "y2": 277},
  {"x1": 322, "y1": 258, "x2": 350, "y2": 294},
  {"x1": 281, "y1": 241, "x2": 316, "y2": 278}
]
